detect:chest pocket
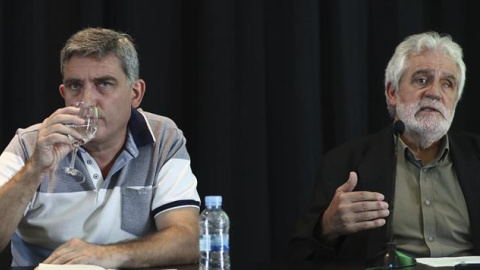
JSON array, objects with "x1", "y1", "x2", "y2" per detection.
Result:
[{"x1": 121, "y1": 186, "x2": 154, "y2": 236}]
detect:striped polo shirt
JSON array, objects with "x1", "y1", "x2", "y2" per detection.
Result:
[{"x1": 0, "y1": 108, "x2": 200, "y2": 266}]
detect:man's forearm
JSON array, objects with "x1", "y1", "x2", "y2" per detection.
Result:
[
  {"x1": 0, "y1": 161, "x2": 46, "y2": 250},
  {"x1": 109, "y1": 224, "x2": 199, "y2": 268}
]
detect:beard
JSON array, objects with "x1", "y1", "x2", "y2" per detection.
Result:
[{"x1": 395, "y1": 98, "x2": 455, "y2": 149}]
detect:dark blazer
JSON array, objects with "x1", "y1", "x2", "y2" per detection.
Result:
[{"x1": 288, "y1": 125, "x2": 480, "y2": 265}]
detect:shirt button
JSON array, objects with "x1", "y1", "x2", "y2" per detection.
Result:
[
  {"x1": 93, "y1": 174, "x2": 99, "y2": 179},
  {"x1": 428, "y1": 236, "x2": 435, "y2": 242},
  {"x1": 424, "y1": 200, "x2": 431, "y2": 206},
  {"x1": 422, "y1": 168, "x2": 428, "y2": 172},
  {"x1": 87, "y1": 160, "x2": 92, "y2": 165}
]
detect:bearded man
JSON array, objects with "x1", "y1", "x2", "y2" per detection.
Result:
[{"x1": 288, "y1": 32, "x2": 480, "y2": 266}]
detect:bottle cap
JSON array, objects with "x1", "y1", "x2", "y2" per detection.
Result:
[{"x1": 205, "y1": 196, "x2": 222, "y2": 207}]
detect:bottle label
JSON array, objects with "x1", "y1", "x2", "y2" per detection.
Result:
[
  {"x1": 199, "y1": 235, "x2": 211, "y2": 252},
  {"x1": 199, "y1": 234, "x2": 229, "y2": 252}
]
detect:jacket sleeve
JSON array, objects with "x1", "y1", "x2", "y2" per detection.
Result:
[
  {"x1": 288, "y1": 152, "x2": 350, "y2": 260},
  {"x1": 288, "y1": 126, "x2": 393, "y2": 262}
]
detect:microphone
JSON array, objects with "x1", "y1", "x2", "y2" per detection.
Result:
[
  {"x1": 393, "y1": 120, "x2": 405, "y2": 138},
  {"x1": 387, "y1": 120, "x2": 405, "y2": 244},
  {"x1": 368, "y1": 120, "x2": 416, "y2": 269}
]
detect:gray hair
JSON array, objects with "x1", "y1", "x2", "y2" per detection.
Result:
[
  {"x1": 384, "y1": 31, "x2": 466, "y2": 118},
  {"x1": 60, "y1": 27, "x2": 139, "y2": 86}
]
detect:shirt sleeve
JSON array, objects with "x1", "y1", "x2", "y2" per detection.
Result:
[
  {"x1": 150, "y1": 126, "x2": 200, "y2": 217},
  {"x1": 0, "y1": 129, "x2": 32, "y2": 188}
]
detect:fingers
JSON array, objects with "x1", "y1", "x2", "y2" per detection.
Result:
[
  {"x1": 39, "y1": 122, "x2": 82, "y2": 143},
  {"x1": 41, "y1": 108, "x2": 84, "y2": 136},
  {"x1": 30, "y1": 108, "x2": 86, "y2": 172},
  {"x1": 324, "y1": 204, "x2": 389, "y2": 238},
  {"x1": 335, "y1": 172, "x2": 389, "y2": 218},
  {"x1": 349, "y1": 199, "x2": 388, "y2": 212},
  {"x1": 43, "y1": 243, "x2": 76, "y2": 264},
  {"x1": 43, "y1": 238, "x2": 88, "y2": 265},
  {"x1": 43, "y1": 250, "x2": 76, "y2": 264},
  {"x1": 341, "y1": 203, "x2": 390, "y2": 223},
  {"x1": 335, "y1": 199, "x2": 389, "y2": 226},
  {"x1": 342, "y1": 216, "x2": 388, "y2": 234},
  {"x1": 38, "y1": 107, "x2": 88, "y2": 145},
  {"x1": 42, "y1": 239, "x2": 107, "y2": 267},
  {"x1": 320, "y1": 172, "x2": 389, "y2": 241}
]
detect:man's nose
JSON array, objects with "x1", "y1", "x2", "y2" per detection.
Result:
[
  {"x1": 81, "y1": 84, "x2": 97, "y2": 104},
  {"x1": 424, "y1": 81, "x2": 442, "y2": 100}
]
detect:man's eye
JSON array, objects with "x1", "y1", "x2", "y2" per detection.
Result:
[
  {"x1": 416, "y1": 78, "x2": 427, "y2": 84},
  {"x1": 68, "y1": 83, "x2": 80, "y2": 90},
  {"x1": 98, "y1": 82, "x2": 112, "y2": 88}
]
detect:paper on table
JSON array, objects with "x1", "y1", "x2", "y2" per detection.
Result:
[
  {"x1": 37, "y1": 264, "x2": 109, "y2": 270},
  {"x1": 417, "y1": 256, "x2": 480, "y2": 267},
  {"x1": 37, "y1": 264, "x2": 178, "y2": 270}
]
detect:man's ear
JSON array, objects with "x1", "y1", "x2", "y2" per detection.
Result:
[
  {"x1": 385, "y1": 83, "x2": 397, "y2": 107},
  {"x1": 59, "y1": 84, "x2": 66, "y2": 99},
  {"x1": 131, "y1": 79, "x2": 146, "y2": 108}
]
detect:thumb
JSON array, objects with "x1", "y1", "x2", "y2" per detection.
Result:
[{"x1": 337, "y1": 171, "x2": 358, "y2": 193}]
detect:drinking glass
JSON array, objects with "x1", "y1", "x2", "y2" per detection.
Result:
[{"x1": 62, "y1": 101, "x2": 99, "y2": 183}]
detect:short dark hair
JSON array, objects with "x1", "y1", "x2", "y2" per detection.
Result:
[{"x1": 60, "y1": 27, "x2": 139, "y2": 85}]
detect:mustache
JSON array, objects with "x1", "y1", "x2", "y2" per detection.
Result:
[{"x1": 416, "y1": 99, "x2": 448, "y2": 118}]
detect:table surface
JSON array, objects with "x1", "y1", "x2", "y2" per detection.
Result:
[
  {"x1": 0, "y1": 260, "x2": 458, "y2": 270},
  {"x1": 238, "y1": 261, "x2": 452, "y2": 270}
]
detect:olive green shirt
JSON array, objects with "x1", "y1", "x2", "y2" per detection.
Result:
[{"x1": 392, "y1": 136, "x2": 473, "y2": 257}]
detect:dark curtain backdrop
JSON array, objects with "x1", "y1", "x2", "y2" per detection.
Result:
[{"x1": 1, "y1": 0, "x2": 479, "y2": 266}]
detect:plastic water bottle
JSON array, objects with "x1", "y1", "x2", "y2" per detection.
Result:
[{"x1": 199, "y1": 195, "x2": 230, "y2": 270}]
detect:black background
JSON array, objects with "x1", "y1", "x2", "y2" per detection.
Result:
[{"x1": 1, "y1": 0, "x2": 479, "y2": 266}]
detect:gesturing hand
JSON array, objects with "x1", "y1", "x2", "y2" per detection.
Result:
[{"x1": 320, "y1": 171, "x2": 390, "y2": 242}]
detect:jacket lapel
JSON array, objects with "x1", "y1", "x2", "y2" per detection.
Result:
[
  {"x1": 357, "y1": 126, "x2": 395, "y2": 261},
  {"x1": 449, "y1": 133, "x2": 480, "y2": 255}
]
